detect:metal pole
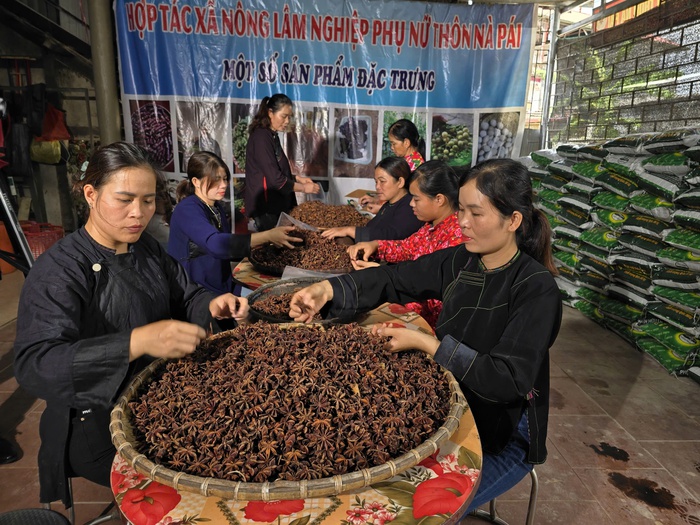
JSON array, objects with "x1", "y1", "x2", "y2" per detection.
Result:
[
  {"x1": 539, "y1": 7, "x2": 560, "y2": 150},
  {"x1": 87, "y1": 0, "x2": 121, "y2": 145}
]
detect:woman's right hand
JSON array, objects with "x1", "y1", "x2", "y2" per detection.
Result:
[
  {"x1": 359, "y1": 195, "x2": 383, "y2": 214},
  {"x1": 266, "y1": 226, "x2": 303, "y2": 248},
  {"x1": 129, "y1": 320, "x2": 206, "y2": 361},
  {"x1": 351, "y1": 259, "x2": 380, "y2": 270},
  {"x1": 364, "y1": 201, "x2": 383, "y2": 214},
  {"x1": 289, "y1": 281, "x2": 334, "y2": 323},
  {"x1": 303, "y1": 180, "x2": 321, "y2": 194},
  {"x1": 347, "y1": 241, "x2": 378, "y2": 262}
]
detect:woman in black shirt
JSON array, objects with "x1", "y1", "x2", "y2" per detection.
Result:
[
  {"x1": 290, "y1": 159, "x2": 562, "y2": 514},
  {"x1": 321, "y1": 157, "x2": 423, "y2": 242},
  {"x1": 244, "y1": 94, "x2": 320, "y2": 231}
]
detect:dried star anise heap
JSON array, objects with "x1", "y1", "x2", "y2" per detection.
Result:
[
  {"x1": 250, "y1": 229, "x2": 352, "y2": 274},
  {"x1": 128, "y1": 323, "x2": 452, "y2": 483},
  {"x1": 251, "y1": 292, "x2": 321, "y2": 321},
  {"x1": 290, "y1": 201, "x2": 369, "y2": 228}
]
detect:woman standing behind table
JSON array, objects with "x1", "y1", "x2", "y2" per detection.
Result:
[
  {"x1": 168, "y1": 151, "x2": 301, "y2": 295},
  {"x1": 361, "y1": 119, "x2": 425, "y2": 214},
  {"x1": 244, "y1": 94, "x2": 320, "y2": 232},
  {"x1": 347, "y1": 160, "x2": 463, "y2": 327},
  {"x1": 13, "y1": 142, "x2": 248, "y2": 506},
  {"x1": 290, "y1": 159, "x2": 562, "y2": 515},
  {"x1": 321, "y1": 157, "x2": 423, "y2": 242}
]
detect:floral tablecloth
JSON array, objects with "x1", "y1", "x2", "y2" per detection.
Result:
[
  {"x1": 112, "y1": 286, "x2": 480, "y2": 525},
  {"x1": 112, "y1": 421, "x2": 481, "y2": 525},
  {"x1": 232, "y1": 259, "x2": 279, "y2": 291}
]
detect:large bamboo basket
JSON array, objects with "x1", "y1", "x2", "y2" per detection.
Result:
[{"x1": 110, "y1": 329, "x2": 468, "y2": 501}]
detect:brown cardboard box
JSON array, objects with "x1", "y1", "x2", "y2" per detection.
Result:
[{"x1": 345, "y1": 188, "x2": 375, "y2": 208}]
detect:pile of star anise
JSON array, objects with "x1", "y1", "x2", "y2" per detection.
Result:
[
  {"x1": 252, "y1": 292, "x2": 323, "y2": 321},
  {"x1": 129, "y1": 323, "x2": 452, "y2": 483},
  {"x1": 291, "y1": 201, "x2": 369, "y2": 228},
  {"x1": 252, "y1": 292, "x2": 297, "y2": 320},
  {"x1": 251, "y1": 229, "x2": 352, "y2": 273}
]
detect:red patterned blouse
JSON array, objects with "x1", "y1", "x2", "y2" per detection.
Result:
[
  {"x1": 404, "y1": 151, "x2": 425, "y2": 172},
  {"x1": 376, "y1": 213, "x2": 464, "y2": 328}
]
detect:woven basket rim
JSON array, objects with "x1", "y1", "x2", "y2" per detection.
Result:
[{"x1": 110, "y1": 326, "x2": 468, "y2": 501}]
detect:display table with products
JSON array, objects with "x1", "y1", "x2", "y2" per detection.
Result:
[{"x1": 110, "y1": 308, "x2": 481, "y2": 525}]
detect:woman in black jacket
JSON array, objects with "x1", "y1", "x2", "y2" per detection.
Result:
[
  {"x1": 13, "y1": 142, "x2": 248, "y2": 506},
  {"x1": 244, "y1": 93, "x2": 320, "y2": 231},
  {"x1": 321, "y1": 156, "x2": 423, "y2": 242},
  {"x1": 290, "y1": 158, "x2": 562, "y2": 513}
]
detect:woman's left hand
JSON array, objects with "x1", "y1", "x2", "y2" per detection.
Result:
[
  {"x1": 351, "y1": 259, "x2": 380, "y2": 270},
  {"x1": 372, "y1": 323, "x2": 440, "y2": 356},
  {"x1": 210, "y1": 293, "x2": 249, "y2": 321}
]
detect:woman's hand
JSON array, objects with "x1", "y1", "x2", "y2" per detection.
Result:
[
  {"x1": 347, "y1": 241, "x2": 378, "y2": 262},
  {"x1": 289, "y1": 281, "x2": 333, "y2": 323},
  {"x1": 129, "y1": 320, "x2": 206, "y2": 361},
  {"x1": 351, "y1": 259, "x2": 380, "y2": 270},
  {"x1": 359, "y1": 194, "x2": 384, "y2": 214},
  {"x1": 260, "y1": 226, "x2": 303, "y2": 248},
  {"x1": 372, "y1": 323, "x2": 440, "y2": 356},
  {"x1": 359, "y1": 194, "x2": 377, "y2": 207},
  {"x1": 321, "y1": 226, "x2": 356, "y2": 240},
  {"x1": 210, "y1": 293, "x2": 249, "y2": 321},
  {"x1": 302, "y1": 179, "x2": 321, "y2": 193}
]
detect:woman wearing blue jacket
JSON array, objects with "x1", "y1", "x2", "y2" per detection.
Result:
[{"x1": 168, "y1": 151, "x2": 300, "y2": 294}]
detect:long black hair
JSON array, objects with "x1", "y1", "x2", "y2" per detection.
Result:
[
  {"x1": 411, "y1": 160, "x2": 459, "y2": 211},
  {"x1": 73, "y1": 141, "x2": 161, "y2": 198},
  {"x1": 388, "y1": 119, "x2": 426, "y2": 159},
  {"x1": 176, "y1": 151, "x2": 230, "y2": 202},
  {"x1": 249, "y1": 93, "x2": 293, "y2": 133},
  {"x1": 461, "y1": 158, "x2": 556, "y2": 274},
  {"x1": 375, "y1": 156, "x2": 412, "y2": 187}
]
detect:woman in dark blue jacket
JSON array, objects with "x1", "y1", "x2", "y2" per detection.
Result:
[{"x1": 168, "y1": 151, "x2": 300, "y2": 294}]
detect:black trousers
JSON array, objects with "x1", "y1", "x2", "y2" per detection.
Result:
[{"x1": 66, "y1": 408, "x2": 114, "y2": 488}]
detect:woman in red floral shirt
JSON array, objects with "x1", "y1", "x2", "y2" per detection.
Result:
[{"x1": 348, "y1": 160, "x2": 463, "y2": 327}]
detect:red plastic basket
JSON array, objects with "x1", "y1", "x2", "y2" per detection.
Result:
[{"x1": 20, "y1": 221, "x2": 64, "y2": 259}]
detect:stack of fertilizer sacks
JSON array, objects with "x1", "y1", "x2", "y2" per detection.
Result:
[{"x1": 525, "y1": 128, "x2": 700, "y2": 376}]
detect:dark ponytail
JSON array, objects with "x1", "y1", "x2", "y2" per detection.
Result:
[
  {"x1": 460, "y1": 159, "x2": 557, "y2": 274},
  {"x1": 176, "y1": 150, "x2": 230, "y2": 203},
  {"x1": 249, "y1": 93, "x2": 293, "y2": 133},
  {"x1": 388, "y1": 119, "x2": 425, "y2": 159},
  {"x1": 411, "y1": 160, "x2": 459, "y2": 211}
]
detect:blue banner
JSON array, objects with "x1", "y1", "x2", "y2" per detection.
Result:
[
  {"x1": 116, "y1": 0, "x2": 533, "y2": 109},
  {"x1": 115, "y1": 0, "x2": 534, "y2": 201}
]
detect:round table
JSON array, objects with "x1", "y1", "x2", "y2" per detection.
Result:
[
  {"x1": 232, "y1": 257, "x2": 293, "y2": 291},
  {"x1": 110, "y1": 295, "x2": 482, "y2": 525}
]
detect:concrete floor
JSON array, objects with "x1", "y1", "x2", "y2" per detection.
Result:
[{"x1": 1, "y1": 268, "x2": 700, "y2": 524}]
